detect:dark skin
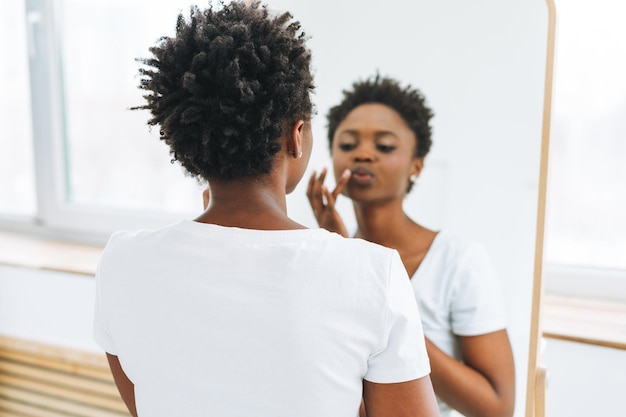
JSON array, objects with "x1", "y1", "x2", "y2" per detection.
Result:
[
  {"x1": 106, "y1": 119, "x2": 440, "y2": 417},
  {"x1": 308, "y1": 103, "x2": 515, "y2": 417},
  {"x1": 107, "y1": 354, "x2": 137, "y2": 417},
  {"x1": 202, "y1": 187, "x2": 211, "y2": 211}
]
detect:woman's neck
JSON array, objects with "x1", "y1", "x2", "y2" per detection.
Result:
[
  {"x1": 353, "y1": 200, "x2": 417, "y2": 247},
  {"x1": 195, "y1": 179, "x2": 304, "y2": 230}
]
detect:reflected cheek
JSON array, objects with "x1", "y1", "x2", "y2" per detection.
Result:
[
  {"x1": 378, "y1": 165, "x2": 407, "y2": 193},
  {"x1": 331, "y1": 154, "x2": 347, "y2": 181}
]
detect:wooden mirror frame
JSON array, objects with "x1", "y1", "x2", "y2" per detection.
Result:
[{"x1": 525, "y1": 1, "x2": 556, "y2": 416}]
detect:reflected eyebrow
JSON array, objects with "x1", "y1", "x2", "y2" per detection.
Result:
[
  {"x1": 338, "y1": 129, "x2": 399, "y2": 139},
  {"x1": 338, "y1": 129, "x2": 359, "y2": 138},
  {"x1": 374, "y1": 130, "x2": 399, "y2": 140}
]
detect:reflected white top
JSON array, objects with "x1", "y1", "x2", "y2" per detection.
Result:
[{"x1": 411, "y1": 231, "x2": 507, "y2": 416}]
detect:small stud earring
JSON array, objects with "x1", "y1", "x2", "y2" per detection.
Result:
[{"x1": 410, "y1": 174, "x2": 418, "y2": 183}]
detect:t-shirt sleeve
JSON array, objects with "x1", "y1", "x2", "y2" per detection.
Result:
[
  {"x1": 450, "y1": 242, "x2": 508, "y2": 336},
  {"x1": 92, "y1": 246, "x2": 118, "y2": 355},
  {"x1": 364, "y1": 250, "x2": 431, "y2": 383}
]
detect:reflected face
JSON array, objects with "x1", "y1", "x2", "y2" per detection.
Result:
[{"x1": 331, "y1": 103, "x2": 422, "y2": 203}]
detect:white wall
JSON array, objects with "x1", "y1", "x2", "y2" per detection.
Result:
[
  {"x1": 0, "y1": 264, "x2": 100, "y2": 352},
  {"x1": 545, "y1": 338, "x2": 626, "y2": 416}
]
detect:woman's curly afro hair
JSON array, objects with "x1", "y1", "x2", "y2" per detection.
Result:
[
  {"x1": 327, "y1": 75, "x2": 433, "y2": 160},
  {"x1": 134, "y1": 1, "x2": 314, "y2": 182}
]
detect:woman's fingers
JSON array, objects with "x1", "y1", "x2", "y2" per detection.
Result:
[
  {"x1": 305, "y1": 168, "x2": 350, "y2": 237},
  {"x1": 307, "y1": 169, "x2": 327, "y2": 218},
  {"x1": 321, "y1": 186, "x2": 348, "y2": 237},
  {"x1": 307, "y1": 167, "x2": 349, "y2": 220},
  {"x1": 317, "y1": 167, "x2": 328, "y2": 188},
  {"x1": 322, "y1": 186, "x2": 335, "y2": 209},
  {"x1": 306, "y1": 170, "x2": 317, "y2": 201},
  {"x1": 332, "y1": 169, "x2": 351, "y2": 200}
]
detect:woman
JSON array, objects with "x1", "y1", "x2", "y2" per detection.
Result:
[
  {"x1": 93, "y1": 3, "x2": 439, "y2": 417},
  {"x1": 308, "y1": 75, "x2": 515, "y2": 417}
]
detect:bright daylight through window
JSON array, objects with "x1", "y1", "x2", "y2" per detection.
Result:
[
  {"x1": 546, "y1": 0, "x2": 626, "y2": 272},
  {"x1": 544, "y1": 0, "x2": 626, "y2": 302},
  {"x1": 61, "y1": 0, "x2": 205, "y2": 214},
  {"x1": 0, "y1": 0, "x2": 36, "y2": 216}
]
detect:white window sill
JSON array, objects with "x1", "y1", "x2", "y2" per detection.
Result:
[
  {"x1": 542, "y1": 294, "x2": 626, "y2": 350},
  {"x1": 0, "y1": 231, "x2": 102, "y2": 276}
]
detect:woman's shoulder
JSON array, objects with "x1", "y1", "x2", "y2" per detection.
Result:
[
  {"x1": 106, "y1": 223, "x2": 174, "y2": 242},
  {"x1": 325, "y1": 231, "x2": 400, "y2": 261},
  {"x1": 344, "y1": 233, "x2": 398, "y2": 252},
  {"x1": 423, "y1": 230, "x2": 491, "y2": 271},
  {"x1": 312, "y1": 231, "x2": 404, "y2": 279},
  {"x1": 430, "y1": 230, "x2": 476, "y2": 255},
  {"x1": 101, "y1": 221, "x2": 190, "y2": 257}
]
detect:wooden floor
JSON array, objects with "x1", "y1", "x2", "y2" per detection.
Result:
[{"x1": 0, "y1": 336, "x2": 129, "y2": 417}]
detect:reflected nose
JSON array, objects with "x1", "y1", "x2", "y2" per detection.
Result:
[
  {"x1": 354, "y1": 154, "x2": 373, "y2": 162},
  {"x1": 353, "y1": 146, "x2": 375, "y2": 162}
]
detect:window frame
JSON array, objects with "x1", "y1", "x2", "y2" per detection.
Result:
[{"x1": 1, "y1": 0, "x2": 185, "y2": 245}]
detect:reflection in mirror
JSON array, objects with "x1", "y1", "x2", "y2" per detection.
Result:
[{"x1": 265, "y1": 1, "x2": 552, "y2": 416}]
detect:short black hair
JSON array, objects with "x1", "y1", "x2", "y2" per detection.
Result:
[
  {"x1": 327, "y1": 75, "x2": 433, "y2": 159},
  {"x1": 134, "y1": 1, "x2": 314, "y2": 182}
]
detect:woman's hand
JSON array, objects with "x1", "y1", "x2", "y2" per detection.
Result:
[{"x1": 306, "y1": 168, "x2": 351, "y2": 237}]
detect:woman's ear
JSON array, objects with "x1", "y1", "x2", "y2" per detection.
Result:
[
  {"x1": 410, "y1": 157, "x2": 424, "y2": 178},
  {"x1": 287, "y1": 120, "x2": 305, "y2": 159},
  {"x1": 202, "y1": 187, "x2": 211, "y2": 210}
]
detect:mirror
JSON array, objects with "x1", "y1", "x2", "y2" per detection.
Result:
[{"x1": 262, "y1": 1, "x2": 555, "y2": 416}]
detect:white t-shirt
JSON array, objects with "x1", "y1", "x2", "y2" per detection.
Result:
[
  {"x1": 411, "y1": 230, "x2": 507, "y2": 417},
  {"x1": 94, "y1": 220, "x2": 430, "y2": 417}
]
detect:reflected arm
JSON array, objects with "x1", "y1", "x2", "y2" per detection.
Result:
[{"x1": 427, "y1": 330, "x2": 515, "y2": 417}]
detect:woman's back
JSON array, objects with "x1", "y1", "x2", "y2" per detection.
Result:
[{"x1": 94, "y1": 220, "x2": 430, "y2": 416}]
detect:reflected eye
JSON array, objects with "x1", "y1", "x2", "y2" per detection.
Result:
[
  {"x1": 376, "y1": 144, "x2": 396, "y2": 153},
  {"x1": 338, "y1": 143, "x2": 356, "y2": 151}
]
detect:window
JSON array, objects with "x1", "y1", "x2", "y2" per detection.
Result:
[
  {"x1": 545, "y1": 0, "x2": 626, "y2": 300},
  {"x1": 0, "y1": 0, "x2": 236, "y2": 240},
  {"x1": 60, "y1": 0, "x2": 203, "y2": 213},
  {"x1": 0, "y1": 0, "x2": 36, "y2": 217}
]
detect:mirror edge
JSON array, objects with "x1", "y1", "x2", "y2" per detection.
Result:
[{"x1": 525, "y1": 1, "x2": 557, "y2": 416}]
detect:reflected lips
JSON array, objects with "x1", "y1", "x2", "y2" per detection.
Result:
[{"x1": 350, "y1": 166, "x2": 374, "y2": 185}]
